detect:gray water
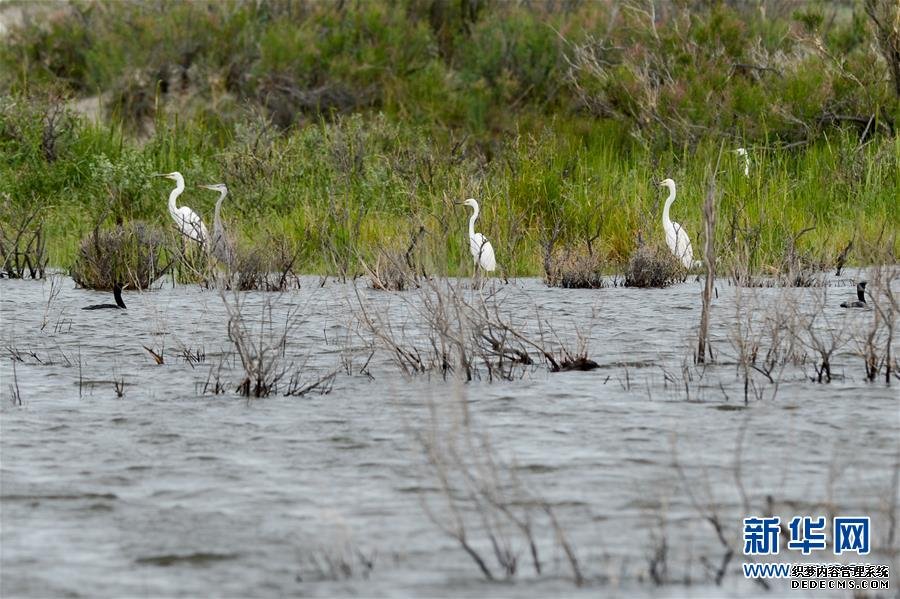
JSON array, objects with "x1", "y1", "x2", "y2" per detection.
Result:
[{"x1": 1, "y1": 275, "x2": 898, "y2": 598}]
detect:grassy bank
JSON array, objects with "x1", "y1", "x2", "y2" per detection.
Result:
[{"x1": 0, "y1": 0, "x2": 898, "y2": 277}]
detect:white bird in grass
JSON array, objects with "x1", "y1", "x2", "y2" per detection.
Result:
[
  {"x1": 659, "y1": 178, "x2": 700, "y2": 269},
  {"x1": 158, "y1": 172, "x2": 208, "y2": 245},
  {"x1": 735, "y1": 147, "x2": 750, "y2": 177},
  {"x1": 198, "y1": 183, "x2": 235, "y2": 266},
  {"x1": 457, "y1": 198, "x2": 496, "y2": 273}
]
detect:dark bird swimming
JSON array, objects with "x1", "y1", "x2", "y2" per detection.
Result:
[
  {"x1": 82, "y1": 283, "x2": 127, "y2": 310},
  {"x1": 840, "y1": 281, "x2": 867, "y2": 308}
]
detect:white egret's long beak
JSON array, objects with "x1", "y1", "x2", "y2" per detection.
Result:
[{"x1": 198, "y1": 184, "x2": 217, "y2": 191}]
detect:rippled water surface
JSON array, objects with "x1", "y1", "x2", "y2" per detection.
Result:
[{"x1": 2, "y1": 276, "x2": 897, "y2": 598}]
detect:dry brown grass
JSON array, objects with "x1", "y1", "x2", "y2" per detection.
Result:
[
  {"x1": 543, "y1": 245, "x2": 607, "y2": 289},
  {"x1": 70, "y1": 221, "x2": 172, "y2": 290},
  {"x1": 625, "y1": 243, "x2": 685, "y2": 288}
]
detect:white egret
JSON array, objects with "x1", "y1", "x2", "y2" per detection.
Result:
[
  {"x1": 840, "y1": 281, "x2": 868, "y2": 308},
  {"x1": 659, "y1": 178, "x2": 699, "y2": 269},
  {"x1": 198, "y1": 183, "x2": 235, "y2": 266},
  {"x1": 735, "y1": 147, "x2": 750, "y2": 177},
  {"x1": 457, "y1": 198, "x2": 496, "y2": 272},
  {"x1": 159, "y1": 172, "x2": 208, "y2": 245}
]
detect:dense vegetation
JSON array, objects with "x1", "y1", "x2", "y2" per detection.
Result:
[{"x1": 0, "y1": 0, "x2": 897, "y2": 276}]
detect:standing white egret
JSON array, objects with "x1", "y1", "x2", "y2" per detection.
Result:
[
  {"x1": 457, "y1": 198, "x2": 496, "y2": 273},
  {"x1": 159, "y1": 172, "x2": 208, "y2": 245},
  {"x1": 735, "y1": 147, "x2": 750, "y2": 177},
  {"x1": 659, "y1": 178, "x2": 699, "y2": 269},
  {"x1": 198, "y1": 183, "x2": 235, "y2": 266}
]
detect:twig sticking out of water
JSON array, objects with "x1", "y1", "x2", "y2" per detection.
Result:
[
  {"x1": 0, "y1": 201, "x2": 48, "y2": 280},
  {"x1": 40, "y1": 274, "x2": 63, "y2": 332},
  {"x1": 220, "y1": 290, "x2": 294, "y2": 397},
  {"x1": 284, "y1": 369, "x2": 337, "y2": 397},
  {"x1": 142, "y1": 345, "x2": 164, "y2": 365},
  {"x1": 696, "y1": 154, "x2": 720, "y2": 365},
  {"x1": 354, "y1": 277, "x2": 598, "y2": 381},
  {"x1": 298, "y1": 542, "x2": 377, "y2": 582},
  {"x1": 178, "y1": 346, "x2": 205, "y2": 368},
  {"x1": 9, "y1": 359, "x2": 22, "y2": 406},
  {"x1": 417, "y1": 386, "x2": 584, "y2": 585}
]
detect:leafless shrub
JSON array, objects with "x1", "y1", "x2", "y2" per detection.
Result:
[
  {"x1": 724, "y1": 212, "x2": 765, "y2": 287},
  {"x1": 178, "y1": 346, "x2": 205, "y2": 368},
  {"x1": 40, "y1": 274, "x2": 63, "y2": 331},
  {"x1": 354, "y1": 278, "x2": 597, "y2": 381},
  {"x1": 0, "y1": 201, "x2": 48, "y2": 279},
  {"x1": 332, "y1": 323, "x2": 375, "y2": 379},
  {"x1": 726, "y1": 222, "x2": 827, "y2": 288},
  {"x1": 202, "y1": 358, "x2": 228, "y2": 396},
  {"x1": 543, "y1": 244, "x2": 608, "y2": 289},
  {"x1": 113, "y1": 377, "x2": 125, "y2": 398},
  {"x1": 321, "y1": 199, "x2": 364, "y2": 283},
  {"x1": 541, "y1": 218, "x2": 611, "y2": 289},
  {"x1": 229, "y1": 235, "x2": 301, "y2": 292},
  {"x1": 670, "y1": 420, "x2": 900, "y2": 590},
  {"x1": 646, "y1": 520, "x2": 671, "y2": 585},
  {"x1": 71, "y1": 221, "x2": 172, "y2": 290},
  {"x1": 854, "y1": 263, "x2": 898, "y2": 384},
  {"x1": 8, "y1": 360, "x2": 22, "y2": 406},
  {"x1": 671, "y1": 422, "x2": 768, "y2": 590},
  {"x1": 298, "y1": 541, "x2": 376, "y2": 582},
  {"x1": 364, "y1": 227, "x2": 426, "y2": 292},
  {"x1": 865, "y1": 0, "x2": 900, "y2": 99},
  {"x1": 365, "y1": 249, "x2": 417, "y2": 291},
  {"x1": 198, "y1": 230, "x2": 301, "y2": 292},
  {"x1": 776, "y1": 226, "x2": 826, "y2": 287},
  {"x1": 625, "y1": 243, "x2": 684, "y2": 288},
  {"x1": 790, "y1": 289, "x2": 854, "y2": 383},
  {"x1": 284, "y1": 369, "x2": 337, "y2": 397},
  {"x1": 417, "y1": 386, "x2": 584, "y2": 585},
  {"x1": 217, "y1": 289, "x2": 333, "y2": 398},
  {"x1": 728, "y1": 289, "x2": 804, "y2": 403},
  {"x1": 220, "y1": 290, "x2": 296, "y2": 397}
]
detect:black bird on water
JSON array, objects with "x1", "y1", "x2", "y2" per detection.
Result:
[
  {"x1": 82, "y1": 283, "x2": 127, "y2": 310},
  {"x1": 840, "y1": 281, "x2": 867, "y2": 308}
]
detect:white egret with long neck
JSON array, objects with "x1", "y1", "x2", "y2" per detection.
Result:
[
  {"x1": 198, "y1": 183, "x2": 235, "y2": 266},
  {"x1": 457, "y1": 198, "x2": 496, "y2": 272},
  {"x1": 659, "y1": 178, "x2": 699, "y2": 269},
  {"x1": 159, "y1": 172, "x2": 208, "y2": 245}
]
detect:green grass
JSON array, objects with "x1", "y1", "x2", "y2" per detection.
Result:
[
  {"x1": 0, "y1": 1, "x2": 897, "y2": 276},
  {"x1": 2, "y1": 105, "x2": 896, "y2": 276}
]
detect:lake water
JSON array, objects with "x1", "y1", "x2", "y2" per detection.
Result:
[{"x1": 1, "y1": 275, "x2": 897, "y2": 598}]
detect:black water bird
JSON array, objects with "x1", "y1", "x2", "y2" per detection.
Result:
[
  {"x1": 840, "y1": 281, "x2": 867, "y2": 308},
  {"x1": 82, "y1": 283, "x2": 127, "y2": 310}
]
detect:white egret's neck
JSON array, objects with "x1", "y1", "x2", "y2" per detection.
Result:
[
  {"x1": 167, "y1": 176, "x2": 185, "y2": 214},
  {"x1": 468, "y1": 202, "x2": 479, "y2": 238},
  {"x1": 661, "y1": 182, "x2": 676, "y2": 224}
]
